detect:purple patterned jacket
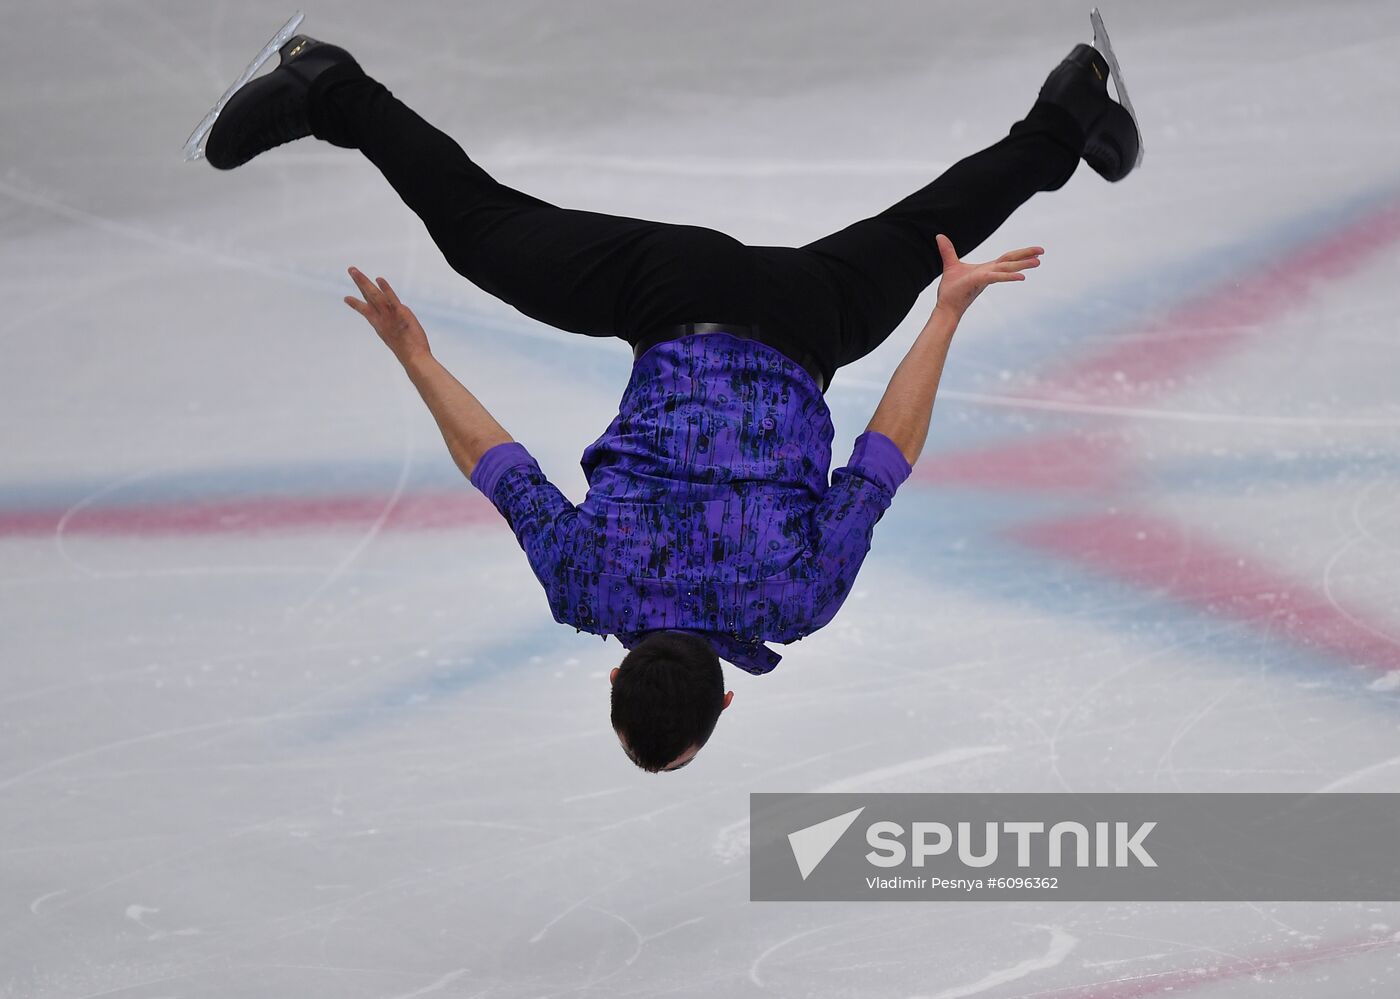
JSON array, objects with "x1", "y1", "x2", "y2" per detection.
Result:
[{"x1": 469, "y1": 333, "x2": 912, "y2": 674}]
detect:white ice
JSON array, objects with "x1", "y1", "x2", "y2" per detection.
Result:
[{"x1": 4, "y1": 1, "x2": 1400, "y2": 996}]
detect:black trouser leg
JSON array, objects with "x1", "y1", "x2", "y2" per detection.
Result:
[
  {"x1": 795, "y1": 103, "x2": 1083, "y2": 369},
  {"x1": 305, "y1": 71, "x2": 1081, "y2": 381},
  {"x1": 306, "y1": 70, "x2": 761, "y2": 342}
]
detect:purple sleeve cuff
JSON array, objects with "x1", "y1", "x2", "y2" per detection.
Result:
[
  {"x1": 469, "y1": 441, "x2": 537, "y2": 502},
  {"x1": 845, "y1": 430, "x2": 913, "y2": 496}
]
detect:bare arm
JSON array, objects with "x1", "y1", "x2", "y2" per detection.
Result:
[
  {"x1": 401, "y1": 353, "x2": 514, "y2": 479},
  {"x1": 864, "y1": 306, "x2": 960, "y2": 467},
  {"x1": 865, "y1": 235, "x2": 1043, "y2": 465},
  {"x1": 344, "y1": 267, "x2": 512, "y2": 478}
]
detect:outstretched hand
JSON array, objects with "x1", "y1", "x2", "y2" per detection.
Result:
[
  {"x1": 934, "y1": 235, "x2": 1043, "y2": 318},
  {"x1": 344, "y1": 266, "x2": 431, "y2": 365}
]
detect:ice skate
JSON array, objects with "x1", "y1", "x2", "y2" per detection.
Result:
[
  {"x1": 1037, "y1": 9, "x2": 1144, "y2": 182},
  {"x1": 195, "y1": 23, "x2": 362, "y2": 170},
  {"x1": 183, "y1": 12, "x2": 303, "y2": 163}
]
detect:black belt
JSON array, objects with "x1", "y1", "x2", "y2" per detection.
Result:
[{"x1": 631, "y1": 322, "x2": 826, "y2": 391}]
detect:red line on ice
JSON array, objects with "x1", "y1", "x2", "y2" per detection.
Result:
[
  {"x1": 1033, "y1": 198, "x2": 1400, "y2": 405},
  {"x1": 915, "y1": 196, "x2": 1400, "y2": 491},
  {"x1": 5, "y1": 196, "x2": 1400, "y2": 539},
  {"x1": 914, "y1": 431, "x2": 1127, "y2": 492},
  {"x1": 1012, "y1": 931, "x2": 1400, "y2": 998},
  {"x1": 914, "y1": 196, "x2": 1400, "y2": 678},
  {"x1": 1008, "y1": 511, "x2": 1400, "y2": 674},
  {"x1": 0, "y1": 493, "x2": 497, "y2": 537}
]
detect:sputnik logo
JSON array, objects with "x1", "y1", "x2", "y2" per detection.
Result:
[{"x1": 788, "y1": 807, "x2": 865, "y2": 880}]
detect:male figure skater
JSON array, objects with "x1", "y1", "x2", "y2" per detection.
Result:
[{"x1": 201, "y1": 22, "x2": 1140, "y2": 772}]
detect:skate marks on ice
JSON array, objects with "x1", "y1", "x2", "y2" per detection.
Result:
[
  {"x1": 710, "y1": 744, "x2": 1010, "y2": 863},
  {"x1": 8, "y1": 185, "x2": 1400, "y2": 551},
  {"x1": 913, "y1": 925, "x2": 1079, "y2": 999},
  {"x1": 379, "y1": 967, "x2": 472, "y2": 999},
  {"x1": 1023, "y1": 929, "x2": 1400, "y2": 999},
  {"x1": 8, "y1": 2, "x2": 1400, "y2": 995},
  {"x1": 742, "y1": 913, "x2": 1400, "y2": 999},
  {"x1": 5, "y1": 178, "x2": 1400, "y2": 549}
]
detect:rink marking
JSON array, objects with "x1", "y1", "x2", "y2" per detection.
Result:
[
  {"x1": 905, "y1": 190, "x2": 1400, "y2": 691},
  {"x1": 913, "y1": 433, "x2": 1126, "y2": 492},
  {"x1": 0, "y1": 492, "x2": 497, "y2": 537},
  {"x1": 1014, "y1": 930, "x2": 1400, "y2": 999},
  {"x1": 1031, "y1": 198, "x2": 1400, "y2": 405},
  {"x1": 862, "y1": 383, "x2": 1400, "y2": 428},
  {"x1": 2, "y1": 184, "x2": 1399, "y2": 721},
  {"x1": 6, "y1": 191, "x2": 1400, "y2": 539},
  {"x1": 286, "y1": 407, "x2": 416, "y2": 616},
  {"x1": 1008, "y1": 512, "x2": 1400, "y2": 675},
  {"x1": 910, "y1": 189, "x2": 1400, "y2": 495},
  {"x1": 298, "y1": 627, "x2": 578, "y2": 745}
]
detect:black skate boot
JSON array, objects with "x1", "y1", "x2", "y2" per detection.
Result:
[
  {"x1": 1038, "y1": 43, "x2": 1141, "y2": 183},
  {"x1": 205, "y1": 35, "x2": 361, "y2": 170}
]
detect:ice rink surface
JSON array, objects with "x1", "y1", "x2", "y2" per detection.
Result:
[{"x1": 4, "y1": 1, "x2": 1400, "y2": 995}]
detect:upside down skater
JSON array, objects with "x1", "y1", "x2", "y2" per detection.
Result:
[{"x1": 198, "y1": 15, "x2": 1142, "y2": 772}]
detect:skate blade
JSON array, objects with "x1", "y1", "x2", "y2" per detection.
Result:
[
  {"x1": 1090, "y1": 7, "x2": 1145, "y2": 168},
  {"x1": 182, "y1": 11, "x2": 306, "y2": 162}
]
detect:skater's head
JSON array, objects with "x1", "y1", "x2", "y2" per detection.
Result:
[{"x1": 610, "y1": 630, "x2": 733, "y2": 773}]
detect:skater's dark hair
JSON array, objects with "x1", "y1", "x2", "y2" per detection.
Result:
[{"x1": 611, "y1": 631, "x2": 724, "y2": 772}]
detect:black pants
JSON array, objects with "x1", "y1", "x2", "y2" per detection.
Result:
[{"x1": 307, "y1": 68, "x2": 1081, "y2": 388}]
